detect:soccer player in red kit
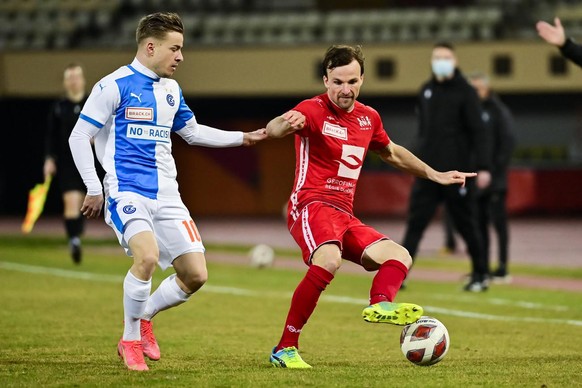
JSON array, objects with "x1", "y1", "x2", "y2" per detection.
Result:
[{"x1": 266, "y1": 45, "x2": 476, "y2": 368}]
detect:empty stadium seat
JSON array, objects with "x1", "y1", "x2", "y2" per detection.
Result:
[{"x1": 0, "y1": 1, "x2": 535, "y2": 49}]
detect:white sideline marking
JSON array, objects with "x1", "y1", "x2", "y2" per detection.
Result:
[
  {"x1": 1, "y1": 261, "x2": 581, "y2": 327},
  {"x1": 429, "y1": 293, "x2": 570, "y2": 312},
  {"x1": 0, "y1": 261, "x2": 123, "y2": 283}
]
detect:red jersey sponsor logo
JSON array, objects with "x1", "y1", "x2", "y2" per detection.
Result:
[
  {"x1": 337, "y1": 144, "x2": 365, "y2": 179},
  {"x1": 322, "y1": 121, "x2": 347, "y2": 140}
]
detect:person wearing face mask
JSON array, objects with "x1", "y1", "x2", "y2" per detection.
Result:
[{"x1": 402, "y1": 42, "x2": 492, "y2": 292}]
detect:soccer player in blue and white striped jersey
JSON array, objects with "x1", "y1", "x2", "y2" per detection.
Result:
[{"x1": 69, "y1": 12, "x2": 266, "y2": 371}]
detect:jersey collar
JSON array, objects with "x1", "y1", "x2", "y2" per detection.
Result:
[{"x1": 129, "y1": 58, "x2": 160, "y2": 81}]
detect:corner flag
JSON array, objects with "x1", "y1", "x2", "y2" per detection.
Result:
[{"x1": 22, "y1": 176, "x2": 52, "y2": 234}]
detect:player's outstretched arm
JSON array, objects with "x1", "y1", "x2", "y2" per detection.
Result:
[
  {"x1": 266, "y1": 110, "x2": 305, "y2": 139},
  {"x1": 377, "y1": 142, "x2": 476, "y2": 186},
  {"x1": 537, "y1": 17, "x2": 582, "y2": 68},
  {"x1": 177, "y1": 118, "x2": 266, "y2": 148},
  {"x1": 536, "y1": 17, "x2": 566, "y2": 47},
  {"x1": 242, "y1": 128, "x2": 268, "y2": 146}
]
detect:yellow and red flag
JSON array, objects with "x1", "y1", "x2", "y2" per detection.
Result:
[{"x1": 21, "y1": 176, "x2": 52, "y2": 234}]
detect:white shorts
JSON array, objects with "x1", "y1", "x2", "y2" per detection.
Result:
[{"x1": 105, "y1": 192, "x2": 205, "y2": 270}]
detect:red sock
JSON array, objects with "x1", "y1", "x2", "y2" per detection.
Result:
[
  {"x1": 369, "y1": 260, "x2": 408, "y2": 304},
  {"x1": 277, "y1": 265, "x2": 334, "y2": 350}
]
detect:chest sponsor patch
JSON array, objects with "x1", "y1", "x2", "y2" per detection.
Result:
[
  {"x1": 126, "y1": 124, "x2": 170, "y2": 143},
  {"x1": 125, "y1": 107, "x2": 153, "y2": 121},
  {"x1": 322, "y1": 121, "x2": 348, "y2": 140},
  {"x1": 337, "y1": 144, "x2": 365, "y2": 180}
]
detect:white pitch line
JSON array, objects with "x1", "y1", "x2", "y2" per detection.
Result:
[
  {"x1": 428, "y1": 292, "x2": 571, "y2": 312},
  {"x1": 2, "y1": 261, "x2": 582, "y2": 327},
  {"x1": 0, "y1": 261, "x2": 123, "y2": 283},
  {"x1": 319, "y1": 294, "x2": 582, "y2": 326}
]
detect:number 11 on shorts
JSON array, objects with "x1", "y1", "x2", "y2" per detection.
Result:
[{"x1": 181, "y1": 219, "x2": 201, "y2": 242}]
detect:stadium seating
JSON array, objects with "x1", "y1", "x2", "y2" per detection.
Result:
[{"x1": 0, "y1": 0, "x2": 573, "y2": 50}]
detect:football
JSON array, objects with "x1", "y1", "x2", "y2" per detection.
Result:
[
  {"x1": 400, "y1": 316, "x2": 450, "y2": 366},
  {"x1": 248, "y1": 244, "x2": 275, "y2": 268}
]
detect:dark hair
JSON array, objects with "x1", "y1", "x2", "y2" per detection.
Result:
[
  {"x1": 64, "y1": 62, "x2": 82, "y2": 71},
  {"x1": 136, "y1": 12, "x2": 184, "y2": 44},
  {"x1": 467, "y1": 71, "x2": 490, "y2": 84},
  {"x1": 433, "y1": 41, "x2": 455, "y2": 51},
  {"x1": 321, "y1": 45, "x2": 365, "y2": 77},
  {"x1": 63, "y1": 63, "x2": 83, "y2": 80}
]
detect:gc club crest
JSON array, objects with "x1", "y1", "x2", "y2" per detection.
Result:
[
  {"x1": 123, "y1": 205, "x2": 136, "y2": 214},
  {"x1": 166, "y1": 94, "x2": 175, "y2": 106}
]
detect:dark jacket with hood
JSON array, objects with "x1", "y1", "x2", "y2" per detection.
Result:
[
  {"x1": 480, "y1": 92, "x2": 516, "y2": 191},
  {"x1": 416, "y1": 68, "x2": 492, "y2": 173},
  {"x1": 560, "y1": 37, "x2": 582, "y2": 67}
]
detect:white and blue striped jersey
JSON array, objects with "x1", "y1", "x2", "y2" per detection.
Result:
[{"x1": 75, "y1": 58, "x2": 242, "y2": 200}]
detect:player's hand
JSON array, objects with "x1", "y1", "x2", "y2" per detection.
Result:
[
  {"x1": 242, "y1": 128, "x2": 268, "y2": 146},
  {"x1": 282, "y1": 110, "x2": 306, "y2": 131},
  {"x1": 431, "y1": 170, "x2": 477, "y2": 187},
  {"x1": 476, "y1": 170, "x2": 492, "y2": 189},
  {"x1": 536, "y1": 17, "x2": 566, "y2": 47},
  {"x1": 43, "y1": 158, "x2": 56, "y2": 180},
  {"x1": 81, "y1": 194, "x2": 104, "y2": 219}
]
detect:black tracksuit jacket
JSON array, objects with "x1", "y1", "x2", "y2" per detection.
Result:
[
  {"x1": 415, "y1": 69, "x2": 492, "y2": 173},
  {"x1": 560, "y1": 37, "x2": 582, "y2": 67},
  {"x1": 480, "y1": 93, "x2": 516, "y2": 192}
]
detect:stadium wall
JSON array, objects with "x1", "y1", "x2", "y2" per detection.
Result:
[
  {"x1": 2, "y1": 94, "x2": 581, "y2": 218},
  {"x1": 2, "y1": 41, "x2": 582, "y2": 217},
  {"x1": 3, "y1": 41, "x2": 582, "y2": 97}
]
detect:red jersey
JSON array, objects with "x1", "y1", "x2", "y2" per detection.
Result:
[{"x1": 288, "y1": 93, "x2": 390, "y2": 223}]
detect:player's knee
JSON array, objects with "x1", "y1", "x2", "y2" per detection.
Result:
[
  {"x1": 328, "y1": 256, "x2": 342, "y2": 272},
  {"x1": 311, "y1": 243, "x2": 342, "y2": 273},
  {"x1": 134, "y1": 251, "x2": 159, "y2": 273},
  {"x1": 313, "y1": 255, "x2": 342, "y2": 274},
  {"x1": 182, "y1": 268, "x2": 208, "y2": 292},
  {"x1": 393, "y1": 245, "x2": 413, "y2": 268}
]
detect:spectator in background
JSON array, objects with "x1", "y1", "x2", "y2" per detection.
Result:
[
  {"x1": 44, "y1": 63, "x2": 88, "y2": 264},
  {"x1": 438, "y1": 73, "x2": 516, "y2": 283},
  {"x1": 537, "y1": 17, "x2": 582, "y2": 66},
  {"x1": 402, "y1": 42, "x2": 492, "y2": 292},
  {"x1": 468, "y1": 72, "x2": 516, "y2": 283},
  {"x1": 440, "y1": 207, "x2": 457, "y2": 255}
]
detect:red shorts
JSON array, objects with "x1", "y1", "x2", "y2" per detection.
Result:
[{"x1": 289, "y1": 202, "x2": 388, "y2": 265}]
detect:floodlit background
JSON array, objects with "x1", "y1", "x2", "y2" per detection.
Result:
[
  {"x1": 0, "y1": 0, "x2": 581, "y2": 218},
  {"x1": 1, "y1": 2, "x2": 582, "y2": 386}
]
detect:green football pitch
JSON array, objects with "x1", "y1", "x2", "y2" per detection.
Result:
[{"x1": 1, "y1": 236, "x2": 581, "y2": 387}]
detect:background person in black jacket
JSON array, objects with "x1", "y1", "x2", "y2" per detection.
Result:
[
  {"x1": 537, "y1": 17, "x2": 582, "y2": 67},
  {"x1": 43, "y1": 63, "x2": 88, "y2": 264},
  {"x1": 402, "y1": 42, "x2": 492, "y2": 292},
  {"x1": 468, "y1": 72, "x2": 516, "y2": 284}
]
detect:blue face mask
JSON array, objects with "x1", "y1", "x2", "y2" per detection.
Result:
[{"x1": 431, "y1": 59, "x2": 455, "y2": 78}]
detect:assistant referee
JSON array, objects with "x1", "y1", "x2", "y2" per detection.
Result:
[{"x1": 44, "y1": 63, "x2": 88, "y2": 264}]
